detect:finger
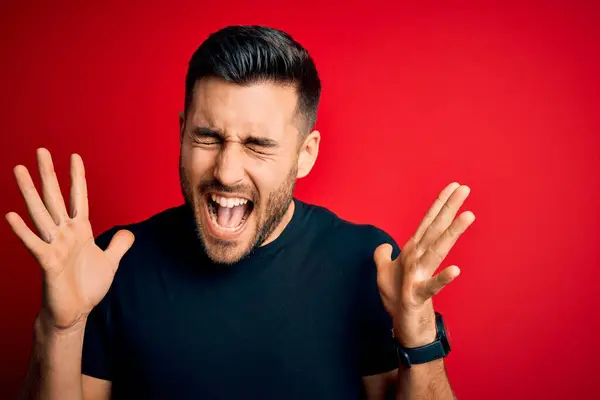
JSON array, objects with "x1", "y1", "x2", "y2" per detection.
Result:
[
  {"x1": 5, "y1": 212, "x2": 49, "y2": 258},
  {"x1": 104, "y1": 230, "x2": 135, "y2": 271},
  {"x1": 417, "y1": 184, "x2": 471, "y2": 252},
  {"x1": 412, "y1": 182, "x2": 460, "y2": 243},
  {"x1": 418, "y1": 265, "x2": 461, "y2": 299},
  {"x1": 37, "y1": 148, "x2": 69, "y2": 224},
  {"x1": 14, "y1": 165, "x2": 58, "y2": 242},
  {"x1": 69, "y1": 153, "x2": 89, "y2": 219},
  {"x1": 373, "y1": 243, "x2": 394, "y2": 268},
  {"x1": 419, "y1": 211, "x2": 475, "y2": 274}
]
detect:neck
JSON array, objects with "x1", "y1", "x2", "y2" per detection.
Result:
[{"x1": 259, "y1": 199, "x2": 296, "y2": 247}]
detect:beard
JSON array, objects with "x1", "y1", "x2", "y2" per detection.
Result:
[{"x1": 179, "y1": 155, "x2": 297, "y2": 265}]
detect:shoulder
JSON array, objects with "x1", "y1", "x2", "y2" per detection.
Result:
[
  {"x1": 94, "y1": 204, "x2": 193, "y2": 250},
  {"x1": 298, "y1": 199, "x2": 401, "y2": 260},
  {"x1": 93, "y1": 204, "x2": 198, "y2": 281},
  {"x1": 92, "y1": 204, "x2": 198, "y2": 304}
]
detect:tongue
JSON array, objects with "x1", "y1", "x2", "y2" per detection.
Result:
[{"x1": 216, "y1": 205, "x2": 247, "y2": 229}]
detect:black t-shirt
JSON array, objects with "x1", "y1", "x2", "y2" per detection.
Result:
[{"x1": 82, "y1": 198, "x2": 400, "y2": 399}]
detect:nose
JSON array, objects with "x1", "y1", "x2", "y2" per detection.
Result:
[{"x1": 213, "y1": 141, "x2": 245, "y2": 187}]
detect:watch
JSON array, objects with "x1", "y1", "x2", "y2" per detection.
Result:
[{"x1": 392, "y1": 311, "x2": 451, "y2": 368}]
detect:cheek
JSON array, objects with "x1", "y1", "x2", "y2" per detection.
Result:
[{"x1": 246, "y1": 158, "x2": 295, "y2": 198}]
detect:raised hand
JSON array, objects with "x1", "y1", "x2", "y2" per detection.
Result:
[
  {"x1": 5, "y1": 148, "x2": 134, "y2": 331},
  {"x1": 374, "y1": 182, "x2": 475, "y2": 347}
]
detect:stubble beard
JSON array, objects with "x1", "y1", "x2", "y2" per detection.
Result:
[{"x1": 179, "y1": 156, "x2": 297, "y2": 265}]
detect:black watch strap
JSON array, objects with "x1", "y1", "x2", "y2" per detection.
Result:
[{"x1": 393, "y1": 312, "x2": 451, "y2": 368}]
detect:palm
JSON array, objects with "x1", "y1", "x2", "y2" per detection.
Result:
[
  {"x1": 43, "y1": 225, "x2": 118, "y2": 328},
  {"x1": 6, "y1": 149, "x2": 133, "y2": 329},
  {"x1": 375, "y1": 182, "x2": 475, "y2": 339}
]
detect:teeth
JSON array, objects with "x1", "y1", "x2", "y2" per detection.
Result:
[{"x1": 210, "y1": 194, "x2": 249, "y2": 208}]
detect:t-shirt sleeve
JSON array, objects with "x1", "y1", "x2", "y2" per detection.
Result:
[
  {"x1": 358, "y1": 226, "x2": 401, "y2": 377},
  {"x1": 81, "y1": 227, "x2": 119, "y2": 381}
]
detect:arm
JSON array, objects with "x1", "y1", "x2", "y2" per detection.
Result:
[
  {"x1": 363, "y1": 362, "x2": 453, "y2": 400},
  {"x1": 6, "y1": 149, "x2": 132, "y2": 400},
  {"x1": 392, "y1": 309, "x2": 455, "y2": 400},
  {"x1": 394, "y1": 361, "x2": 453, "y2": 400},
  {"x1": 20, "y1": 312, "x2": 111, "y2": 400},
  {"x1": 372, "y1": 182, "x2": 475, "y2": 399}
]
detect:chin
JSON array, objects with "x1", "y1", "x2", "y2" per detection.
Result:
[{"x1": 192, "y1": 193, "x2": 259, "y2": 264}]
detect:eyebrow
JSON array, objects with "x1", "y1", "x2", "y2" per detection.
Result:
[{"x1": 191, "y1": 126, "x2": 279, "y2": 149}]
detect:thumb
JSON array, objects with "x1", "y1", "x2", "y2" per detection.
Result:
[
  {"x1": 104, "y1": 229, "x2": 135, "y2": 268},
  {"x1": 373, "y1": 243, "x2": 393, "y2": 268}
]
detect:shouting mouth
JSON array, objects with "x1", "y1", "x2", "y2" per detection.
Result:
[{"x1": 203, "y1": 193, "x2": 254, "y2": 239}]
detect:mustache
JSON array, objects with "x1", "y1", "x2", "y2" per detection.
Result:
[{"x1": 199, "y1": 180, "x2": 258, "y2": 204}]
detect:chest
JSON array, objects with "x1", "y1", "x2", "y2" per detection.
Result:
[{"x1": 110, "y1": 256, "x2": 364, "y2": 399}]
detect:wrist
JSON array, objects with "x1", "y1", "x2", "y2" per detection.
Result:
[
  {"x1": 394, "y1": 306, "x2": 437, "y2": 348},
  {"x1": 35, "y1": 309, "x2": 88, "y2": 341},
  {"x1": 33, "y1": 310, "x2": 87, "y2": 369},
  {"x1": 394, "y1": 326, "x2": 437, "y2": 348},
  {"x1": 393, "y1": 311, "x2": 452, "y2": 370}
]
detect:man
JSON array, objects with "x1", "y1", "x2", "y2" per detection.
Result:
[{"x1": 9, "y1": 26, "x2": 474, "y2": 399}]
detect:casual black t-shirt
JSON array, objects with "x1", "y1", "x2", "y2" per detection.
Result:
[{"x1": 82, "y1": 198, "x2": 401, "y2": 399}]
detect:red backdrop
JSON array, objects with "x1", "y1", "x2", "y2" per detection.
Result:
[{"x1": 1, "y1": 1, "x2": 599, "y2": 399}]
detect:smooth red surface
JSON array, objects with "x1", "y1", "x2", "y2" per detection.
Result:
[{"x1": 1, "y1": 1, "x2": 599, "y2": 398}]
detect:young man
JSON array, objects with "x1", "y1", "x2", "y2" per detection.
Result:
[{"x1": 9, "y1": 25, "x2": 474, "y2": 399}]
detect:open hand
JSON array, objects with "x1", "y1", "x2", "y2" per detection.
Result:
[
  {"x1": 374, "y1": 182, "x2": 475, "y2": 347},
  {"x1": 5, "y1": 148, "x2": 134, "y2": 331}
]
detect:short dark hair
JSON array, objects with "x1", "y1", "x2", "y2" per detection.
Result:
[{"x1": 184, "y1": 25, "x2": 321, "y2": 133}]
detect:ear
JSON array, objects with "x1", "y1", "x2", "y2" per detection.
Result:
[
  {"x1": 178, "y1": 111, "x2": 185, "y2": 142},
  {"x1": 297, "y1": 130, "x2": 320, "y2": 179}
]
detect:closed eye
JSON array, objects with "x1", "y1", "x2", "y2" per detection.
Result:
[
  {"x1": 243, "y1": 137, "x2": 279, "y2": 154},
  {"x1": 190, "y1": 127, "x2": 223, "y2": 145},
  {"x1": 189, "y1": 127, "x2": 279, "y2": 155}
]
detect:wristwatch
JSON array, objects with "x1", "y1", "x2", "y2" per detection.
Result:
[{"x1": 392, "y1": 311, "x2": 451, "y2": 368}]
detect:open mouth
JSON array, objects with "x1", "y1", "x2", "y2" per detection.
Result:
[{"x1": 205, "y1": 193, "x2": 254, "y2": 235}]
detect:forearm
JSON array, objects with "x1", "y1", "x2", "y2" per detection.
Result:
[
  {"x1": 394, "y1": 359, "x2": 454, "y2": 400},
  {"x1": 20, "y1": 312, "x2": 86, "y2": 400}
]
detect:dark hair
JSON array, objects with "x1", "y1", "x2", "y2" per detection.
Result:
[{"x1": 184, "y1": 25, "x2": 321, "y2": 133}]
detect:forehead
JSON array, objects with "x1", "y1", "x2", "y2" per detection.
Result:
[{"x1": 188, "y1": 77, "x2": 300, "y2": 139}]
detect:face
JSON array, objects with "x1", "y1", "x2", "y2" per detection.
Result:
[{"x1": 179, "y1": 77, "x2": 320, "y2": 264}]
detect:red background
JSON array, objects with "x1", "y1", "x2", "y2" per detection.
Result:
[{"x1": 1, "y1": 1, "x2": 599, "y2": 399}]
